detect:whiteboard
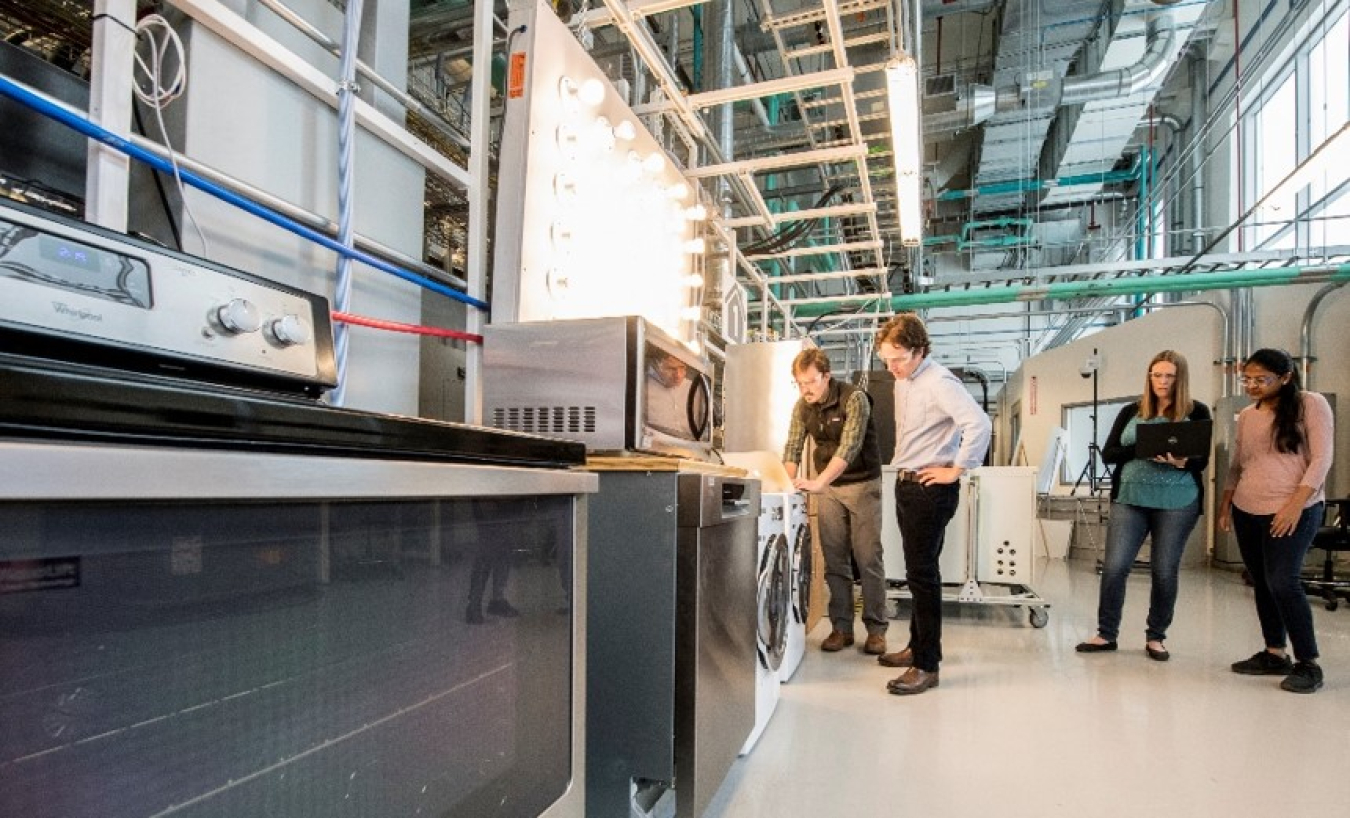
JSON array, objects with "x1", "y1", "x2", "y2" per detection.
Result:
[{"x1": 1037, "y1": 427, "x2": 1067, "y2": 494}]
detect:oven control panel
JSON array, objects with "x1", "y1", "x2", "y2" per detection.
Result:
[{"x1": 0, "y1": 198, "x2": 336, "y2": 388}]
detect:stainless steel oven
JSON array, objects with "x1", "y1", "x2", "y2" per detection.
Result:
[
  {"x1": 483, "y1": 316, "x2": 712, "y2": 457},
  {"x1": 0, "y1": 197, "x2": 594, "y2": 818}
]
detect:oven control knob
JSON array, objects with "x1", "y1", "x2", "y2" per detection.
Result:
[
  {"x1": 216, "y1": 298, "x2": 262, "y2": 334},
  {"x1": 268, "y1": 314, "x2": 310, "y2": 347}
]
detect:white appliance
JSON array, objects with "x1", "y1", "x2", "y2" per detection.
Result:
[
  {"x1": 741, "y1": 492, "x2": 790, "y2": 755},
  {"x1": 779, "y1": 493, "x2": 810, "y2": 683},
  {"x1": 881, "y1": 466, "x2": 1038, "y2": 586},
  {"x1": 882, "y1": 465, "x2": 971, "y2": 582},
  {"x1": 969, "y1": 466, "x2": 1038, "y2": 584}
]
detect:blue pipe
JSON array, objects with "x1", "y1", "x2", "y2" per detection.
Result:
[{"x1": 0, "y1": 74, "x2": 488, "y2": 311}]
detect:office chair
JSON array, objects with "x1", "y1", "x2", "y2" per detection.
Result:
[{"x1": 1304, "y1": 499, "x2": 1350, "y2": 611}]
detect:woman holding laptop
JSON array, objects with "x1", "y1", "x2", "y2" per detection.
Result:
[
  {"x1": 1077, "y1": 350, "x2": 1211, "y2": 661},
  {"x1": 1219, "y1": 348, "x2": 1334, "y2": 693}
]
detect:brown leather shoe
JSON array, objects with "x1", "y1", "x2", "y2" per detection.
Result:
[
  {"x1": 877, "y1": 647, "x2": 913, "y2": 667},
  {"x1": 820, "y1": 630, "x2": 855, "y2": 652},
  {"x1": 886, "y1": 667, "x2": 939, "y2": 695},
  {"x1": 863, "y1": 634, "x2": 886, "y2": 655}
]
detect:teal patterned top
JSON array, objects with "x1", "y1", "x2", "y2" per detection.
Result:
[{"x1": 1116, "y1": 417, "x2": 1200, "y2": 509}]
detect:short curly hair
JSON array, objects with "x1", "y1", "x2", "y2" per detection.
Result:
[
  {"x1": 874, "y1": 313, "x2": 931, "y2": 357},
  {"x1": 792, "y1": 347, "x2": 832, "y2": 376}
]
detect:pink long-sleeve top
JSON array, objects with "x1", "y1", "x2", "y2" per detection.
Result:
[{"x1": 1224, "y1": 391, "x2": 1335, "y2": 514}]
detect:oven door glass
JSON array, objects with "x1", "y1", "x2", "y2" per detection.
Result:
[{"x1": 0, "y1": 495, "x2": 575, "y2": 818}]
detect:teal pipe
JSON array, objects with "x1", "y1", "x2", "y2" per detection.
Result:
[
  {"x1": 959, "y1": 217, "x2": 1033, "y2": 250},
  {"x1": 937, "y1": 153, "x2": 1145, "y2": 202},
  {"x1": 789, "y1": 263, "x2": 1350, "y2": 316}
]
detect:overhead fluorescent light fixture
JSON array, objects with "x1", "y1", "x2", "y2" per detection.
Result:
[{"x1": 885, "y1": 53, "x2": 923, "y2": 248}]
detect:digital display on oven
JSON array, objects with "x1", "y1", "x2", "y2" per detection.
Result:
[
  {"x1": 39, "y1": 233, "x2": 101, "y2": 272},
  {"x1": 0, "y1": 219, "x2": 153, "y2": 309}
]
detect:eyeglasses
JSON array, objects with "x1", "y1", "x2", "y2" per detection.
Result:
[
  {"x1": 794, "y1": 374, "x2": 825, "y2": 389},
  {"x1": 1149, "y1": 372, "x2": 1177, "y2": 381},
  {"x1": 1239, "y1": 374, "x2": 1278, "y2": 387}
]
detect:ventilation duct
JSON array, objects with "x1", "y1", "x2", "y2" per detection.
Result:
[{"x1": 1060, "y1": 15, "x2": 1177, "y2": 106}]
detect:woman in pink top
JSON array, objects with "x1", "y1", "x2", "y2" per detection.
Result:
[{"x1": 1219, "y1": 348, "x2": 1335, "y2": 694}]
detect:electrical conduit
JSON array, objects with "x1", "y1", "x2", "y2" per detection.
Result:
[{"x1": 330, "y1": 0, "x2": 364, "y2": 407}]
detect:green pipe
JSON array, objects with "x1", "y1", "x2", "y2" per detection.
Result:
[
  {"x1": 789, "y1": 263, "x2": 1350, "y2": 317},
  {"x1": 936, "y1": 153, "x2": 1145, "y2": 202}
]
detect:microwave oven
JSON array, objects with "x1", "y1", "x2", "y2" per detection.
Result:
[{"x1": 483, "y1": 317, "x2": 712, "y2": 457}]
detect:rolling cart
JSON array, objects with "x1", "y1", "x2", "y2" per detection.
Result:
[{"x1": 883, "y1": 466, "x2": 1050, "y2": 628}]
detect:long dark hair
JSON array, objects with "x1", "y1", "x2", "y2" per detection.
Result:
[{"x1": 1244, "y1": 348, "x2": 1304, "y2": 453}]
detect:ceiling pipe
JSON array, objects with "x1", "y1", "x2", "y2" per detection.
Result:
[
  {"x1": 731, "y1": 42, "x2": 775, "y2": 130},
  {"x1": 789, "y1": 262, "x2": 1350, "y2": 315},
  {"x1": 1061, "y1": 13, "x2": 1176, "y2": 107},
  {"x1": 1297, "y1": 282, "x2": 1347, "y2": 389}
]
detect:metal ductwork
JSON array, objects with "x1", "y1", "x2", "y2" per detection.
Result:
[
  {"x1": 1061, "y1": 14, "x2": 1177, "y2": 106},
  {"x1": 922, "y1": 0, "x2": 999, "y2": 19},
  {"x1": 924, "y1": 84, "x2": 1000, "y2": 134},
  {"x1": 968, "y1": 0, "x2": 1111, "y2": 215}
]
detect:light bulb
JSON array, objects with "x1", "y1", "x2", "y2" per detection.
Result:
[
  {"x1": 685, "y1": 273, "x2": 705, "y2": 288},
  {"x1": 546, "y1": 267, "x2": 572, "y2": 300},
  {"x1": 553, "y1": 172, "x2": 578, "y2": 203},
  {"x1": 642, "y1": 152, "x2": 667, "y2": 174},
  {"x1": 579, "y1": 77, "x2": 606, "y2": 106},
  {"x1": 558, "y1": 76, "x2": 580, "y2": 112},
  {"x1": 613, "y1": 119, "x2": 637, "y2": 141},
  {"x1": 551, "y1": 219, "x2": 575, "y2": 248},
  {"x1": 592, "y1": 116, "x2": 616, "y2": 153},
  {"x1": 684, "y1": 204, "x2": 708, "y2": 221},
  {"x1": 623, "y1": 150, "x2": 644, "y2": 181},
  {"x1": 682, "y1": 237, "x2": 706, "y2": 254},
  {"x1": 666, "y1": 182, "x2": 691, "y2": 200},
  {"x1": 556, "y1": 124, "x2": 580, "y2": 160}
]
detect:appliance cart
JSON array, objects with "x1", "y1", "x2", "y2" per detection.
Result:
[{"x1": 885, "y1": 466, "x2": 1050, "y2": 628}]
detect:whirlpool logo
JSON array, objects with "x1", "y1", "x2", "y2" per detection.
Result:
[{"x1": 53, "y1": 302, "x2": 103, "y2": 322}]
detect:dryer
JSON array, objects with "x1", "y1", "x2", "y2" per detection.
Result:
[
  {"x1": 778, "y1": 493, "x2": 810, "y2": 682},
  {"x1": 741, "y1": 492, "x2": 790, "y2": 755}
]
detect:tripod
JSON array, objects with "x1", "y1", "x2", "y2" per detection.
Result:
[
  {"x1": 1071, "y1": 443, "x2": 1104, "y2": 496},
  {"x1": 1071, "y1": 350, "x2": 1105, "y2": 497}
]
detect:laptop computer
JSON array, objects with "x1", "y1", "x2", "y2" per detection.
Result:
[{"x1": 1135, "y1": 419, "x2": 1213, "y2": 459}]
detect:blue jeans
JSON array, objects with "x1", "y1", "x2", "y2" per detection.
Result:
[
  {"x1": 894, "y1": 480, "x2": 961, "y2": 672},
  {"x1": 1096, "y1": 500, "x2": 1201, "y2": 642},
  {"x1": 1232, "y1": 503, "x2": 1323, "y2": 662}
]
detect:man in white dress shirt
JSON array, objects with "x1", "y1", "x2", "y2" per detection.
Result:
[{"x1": 874, "y1": 313, "x2": 991, "y2": 695}]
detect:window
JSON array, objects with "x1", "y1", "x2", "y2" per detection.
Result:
[
  {"x1": 1252, "y1": 72, "x2": 1298, "y2": 249},
  {"x1": 1059, "y1": 398, "x2": 1134, "y2": 488},
  {"x1": 1243, "y1": 4, "x2": 1350, "y2": 251}
]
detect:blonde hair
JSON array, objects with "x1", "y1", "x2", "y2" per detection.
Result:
[{"x1": 1139, "y1": 350, "x2": 1193, "y2": 421}]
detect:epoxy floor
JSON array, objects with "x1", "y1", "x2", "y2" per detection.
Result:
[{"x1": 706, "y1": 558, "x2": 1350, "y2": 818}]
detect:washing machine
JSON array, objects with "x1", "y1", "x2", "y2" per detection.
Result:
[
  {"x1": 779, "y1": 493, "x2": 810, "y2": 683},
  {"x1": 741, "y1": 492, "x2": 790, "y2": 755}
]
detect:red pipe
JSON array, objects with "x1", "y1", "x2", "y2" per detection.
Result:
[{"x1": 331, "y1": 311, "x2": 483, "y2": 344}]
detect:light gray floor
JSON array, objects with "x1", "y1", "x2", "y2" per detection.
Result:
[{"x1": 706, "y1": 558, "x2": 1350, "y2": 818}]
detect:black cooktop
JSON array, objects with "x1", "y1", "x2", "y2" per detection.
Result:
[{"x1": 0, "y1": 352, "x2": 585, "y2": 469}]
